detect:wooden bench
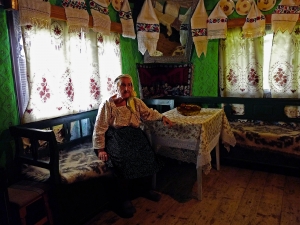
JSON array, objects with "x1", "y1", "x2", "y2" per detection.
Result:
[
  {"x1": 143, "y1": 96, "x2": 300, "y2": 176},
  {"x1": 9, "y1": 110, "x2": 114, "y2": 225}
]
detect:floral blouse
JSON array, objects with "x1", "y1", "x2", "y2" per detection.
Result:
[{"x1": 93, "y1": 97, "x2": 163, "y2": 150}]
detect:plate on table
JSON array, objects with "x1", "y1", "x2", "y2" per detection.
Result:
[
  {"x1": 236, "y1": 0, "x2": 253, "y2": 15},
  {"x1": 177, "y1": 104, "x2": 201, "y2": 116},
  {"x1": 257, "y1": 0, "x2": 276, "y2": 11},
  {"x1": 112, "y1": 0, "x2": 123, "y2": 11},
  {"x1": 220, "y1": 0, "x2": 235, "y2": 16}
]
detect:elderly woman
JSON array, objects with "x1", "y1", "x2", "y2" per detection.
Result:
[{"x1": 93, "y1": 74, "x2": 173, "y2": 218}]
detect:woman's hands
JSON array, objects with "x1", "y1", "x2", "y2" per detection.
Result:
[
  {"x1": 97, "y1": 149, "x2": 108, "y2": 161},
  {"x1": 162, "y1": 116, "x2": 173, "y2": 128}
]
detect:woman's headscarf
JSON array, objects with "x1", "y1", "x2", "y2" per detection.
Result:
[{"x1": 114, "y1": 74, "x2": 137, "y2": 113}]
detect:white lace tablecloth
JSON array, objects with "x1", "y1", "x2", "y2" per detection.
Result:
[{"x1": 144, "y1": 108, "x2": 236, "y2": 174}]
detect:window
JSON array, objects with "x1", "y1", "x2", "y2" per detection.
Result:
[
  {"x1": 263, "y1": 26, "x2": 273, "y2": 91},
  {"x1": 219, "y1": 27, "x2": 273, "y2": 98},
  {"x1": 8, "y1": 11, "x2": 122, "y2": 123}
]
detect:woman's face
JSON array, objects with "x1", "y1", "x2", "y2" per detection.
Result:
[{"x1": 116, "y1": 77, "x2": 133, "y2": 100}]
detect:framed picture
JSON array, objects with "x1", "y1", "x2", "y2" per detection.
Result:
[{"x1": 137, "y1": 63, "x2": 193, "y2": 99}]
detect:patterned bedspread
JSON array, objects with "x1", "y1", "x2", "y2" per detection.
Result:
[
  {"x1": 22, "y1": 142, "x2": 109, "y2": 184},
  {"x1": 230, "y1": 120, "x2": 300, "y2": 157}
]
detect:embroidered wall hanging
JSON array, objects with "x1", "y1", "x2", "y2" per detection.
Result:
[{"x1": 137, "y1": 63, "x2": 193, "y2": 99}]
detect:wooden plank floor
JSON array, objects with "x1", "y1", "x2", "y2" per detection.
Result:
[{"x1": 84, "y1": 158, "x2": 300, "y2": 225}]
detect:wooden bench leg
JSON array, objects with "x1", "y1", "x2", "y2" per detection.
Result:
[{"x1": 197, "y1": 166, "x2": 202, "y2": 201}]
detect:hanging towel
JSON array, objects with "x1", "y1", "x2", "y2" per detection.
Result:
[
  {"x1": 90, "y1": 0, "x2": 111, "y2": 35},
  {"x1": 136, "y1": 0, "x2": 160, "y2": 55},
  {"x1": 180, "y1": 7, "x2": 192, "y2": 47},
  {"x1": 191, "y1": 0, "x2": 208, "y2": 57},
  {"x1": 18, "y1": 0, "x2": 51, "y2": 28},
  {"x1": 272, "y1": 0, "x2": 300, "y2": 33},
  {"x1": 207, "y1": 1, "x2": 228, "y2": 39},
  {"x1": 242, "y1": 1, "x2": 266, "y2": 38},
  {"x1": 119, "y1": 0, "x2": 136, "y2": 39},
  {"x1": 63, "y1": 0, "x2": 89, "y2": 33}
]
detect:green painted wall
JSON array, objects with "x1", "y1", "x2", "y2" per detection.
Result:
[{"x1": 0, "y1": 8, "x2": 19, "y2": 169}]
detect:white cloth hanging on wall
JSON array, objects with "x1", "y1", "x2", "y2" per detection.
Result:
[
  {"x1": 136, "y1": 0, "x2": 160, "y2": 55},
  {"x1": 191, "y1": 0, "x2": 208, "y2": 57},
  {"x1": 90, "y1": 0, "x2": 111, "y2": 35},
  {"x1": 18, "y1": 0, "x2": 51, "y2": 28},
  {"x1": 119, "y1": 0, "x2": 136, "y2": 39},
  {"x1": 242, "y1": 1, "x2": 265, "y2": 38},
  {"x1": 63, "y1": 0, "x2": 89, "y2": 33},
  {"x1": 207, "y1": 1, "x2": 227, "y2": 39},
  {"x1": 272, "y1": 0, "x2": 300, "y2": 34}
]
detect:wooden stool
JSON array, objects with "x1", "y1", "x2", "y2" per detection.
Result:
[{"x1": 8, "y1": 180, "x2": 53, "y2": 225}]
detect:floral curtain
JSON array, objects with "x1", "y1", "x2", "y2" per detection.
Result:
[
  {"x1": 219, "y1": 27, "x2": 264, "y2": 98},
  {"x1": 21, "y1": 20, "x2": 121, "y2": 123},
  {"x1": 269, "y1": 25, "x2": 300, "y2": 98}
]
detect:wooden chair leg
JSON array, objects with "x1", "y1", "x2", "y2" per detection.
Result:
[
  {"x1": 42, "y1": 193, "x2": 54, "y2": 225},
  {"x1": 216, "y1": 140, "x2": 220, "y2": 171},
  {"x1": 19, "y1": 207, "x2": 27, "y2": 225}
]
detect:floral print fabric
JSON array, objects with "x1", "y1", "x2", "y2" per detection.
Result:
[
  {"x1": 230, "y1": 120, "x2": 300, "y2": 156},
  {"x1": 144, "y1": 108, "x2": 236, "y2": 174},
  {"x1": 22, "y1": 142, "x2": 109, "y2": 184}
]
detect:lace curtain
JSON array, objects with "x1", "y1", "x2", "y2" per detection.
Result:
[
  {"x1": 219, "y1": 27, "x2": 264, "y2": 98},
  {"x1": 269, "y1": 25, "x2": 300, "y2": 98},
  {"x1": 21, "y1": 20, "x2": 121, "y2": 123}
]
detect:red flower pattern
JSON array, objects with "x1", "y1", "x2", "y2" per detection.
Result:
[
  {"x1": 115, "y1": 37, "x2": 120, "y2": 46},
  {"x1": 98, "y1": 34, "x2": 103, "y2": 43},
  {"x1": 26, "y1": 109, "x2": 33, "y2": 114},
  {"x1": 107, "y1": 78, "x2": 113, "y2": 92},
  {"x1": 273, "y1": 68, "x2": 287, "y2": 87},
  {"x1": 294, "y1": 27, "x2": 300, "y2": 35},
  {"x1": 37, "y1": 77, "x2": 50, "y2": 102},
  {"x1": 226, "y1": 69, "x2": 238, "y2": 85},
  {"x1": 90, "y1": 78, "x2": 100, "y2": 100},
  {"x1": 248, "y1": 68, "x2": 259, "y2": 86},
  {"x1": 65, "y1": 78, "x2": 74, "y2": 101},
  {"x1": 25, "y1": 25, "x2": 32, "y2": 31},
  {"x1": 52, "y1": 24, "x2": 62, "y2": 36}
]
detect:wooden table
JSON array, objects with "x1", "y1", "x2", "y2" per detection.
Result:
[{"x1": 144, "y1": 108, "x2": 236, "y2": 200}]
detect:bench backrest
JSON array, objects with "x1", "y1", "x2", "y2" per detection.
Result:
[
  {"x1": 144, "y1": 96, "x2": 300, "y2": 123},
  {"x1": 142, "y1": 99, "x2": 175, "y2": 113},
  {"x1": 9, "y1": 109, "x2": 98, "y2": 185}
]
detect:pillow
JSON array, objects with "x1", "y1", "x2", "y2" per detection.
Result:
[
  {"x1": 284, "y1": 105, "x2": 299, "y2": 118},
  {"x1": 178, "y1": 6, "x2": 189, "y2": 22},
  {"x1": 231, "y1": 104, "x2": 245, "y2": 115},
  {"x1": 155, "y1": 0, "x2": 165, "y2": 13},
  {"x1": 53, "y1": 124, "x2": 65, "y2": 143},
  {"x1": 273, "y1": 121, "x2": 288, "y2": 127},
  {"x1": 165, "y1": 1, "x2": 180, "y2": 18},
  {"x1": 253, "y1": 120, "x2": 264, "y2": 125}
]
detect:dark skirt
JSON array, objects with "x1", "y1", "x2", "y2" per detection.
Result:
[{"x1": 104, "y1": 126, "x2": 163, "y2": 179}]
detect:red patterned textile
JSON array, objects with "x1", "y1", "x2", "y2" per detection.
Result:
[{"x1": 137, "y1": 63, "x2": 193, "y2": 99}]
